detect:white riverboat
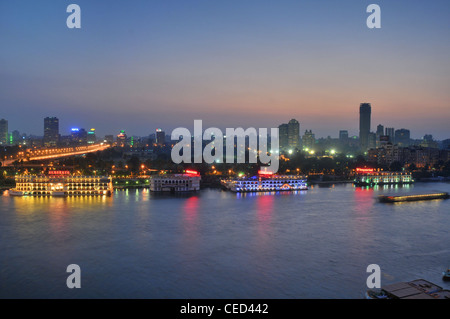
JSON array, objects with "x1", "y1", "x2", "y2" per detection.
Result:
[
  {"x1": 222, "y1": 171, "x2": 308, "y2": 193},
  {"x1": 353, "y1": 168, "x2": 413, "y2": 186},
  {"x1": 149, "y1": 170, "x2": 201, "y2": 193}
]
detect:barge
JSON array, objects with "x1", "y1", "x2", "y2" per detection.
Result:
[
  {"x1": 366, "y1": 279, "x2": 450, "y2": 299},
  {"x1": 378, "y1": 192, "x2": 449, "y2": 203}
]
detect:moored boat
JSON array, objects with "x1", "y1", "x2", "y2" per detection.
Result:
[
  {"x1": 9, "y1": 171, "x2": 113, "y2": 197},
  {"x1": 222, "y1": 170, "x2": 307, "y2": 193},
  {"x1": 366, "y1": 279, "x2": 450, "y2": 299},
  {"x1": 354, "y1": 168, "x2": 413, "y2": 187},
  {"x1": 443, "y1": 268, "x2": 450, "y2": 281}
]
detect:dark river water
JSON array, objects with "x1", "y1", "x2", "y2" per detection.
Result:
[{"x1": 1, "y1": 182, "x2": 449, "y2": 299}]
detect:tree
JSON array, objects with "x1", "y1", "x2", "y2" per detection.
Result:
[{"x1": 389, "y1": 161, "x2": 403, "y2": 172}]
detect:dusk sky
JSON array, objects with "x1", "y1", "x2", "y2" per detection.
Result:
[{"x1": 1, "y1": 0, "x2": 449, "y2": 139}]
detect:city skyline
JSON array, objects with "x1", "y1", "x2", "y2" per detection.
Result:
[
  {"x1": 1, "y1": 1, "x2": 449, "y2": 139},
  {"x1": 0, "y1": 108, "x2": 448, "y2": 144}
]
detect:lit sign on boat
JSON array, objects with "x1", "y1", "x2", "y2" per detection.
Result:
[
  {"x1": 356, "y1": 168, "x2": 375, "y2": 173},
  {"x1": 185, "y1": 170, "x2": 200, "y2": 176},
  {"x1": 48, "y1": 170, "x2": 71, "y2": 176}
]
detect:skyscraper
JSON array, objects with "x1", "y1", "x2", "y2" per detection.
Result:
[
  {"x1": 359, "y1": 103, "x2": 371, "y2": 151},
  {"x1": 385, "y1": 127, "x2": 395, "y2": 143},
  {"x1": 87, "y1": 128, "x2": 96, "y2": 145},
  {"x1": 302, "y1": 130, "x2": 315, "y2": 150},
  {"x1": 117, "y1": 130, "x2": 127, "y2": 147},
  {"x1": 339, "y1": 130, "x2": 348, "y2": 141},
  {"x1": 278, "y1": 124, "x2": 289, "y2": 152},
  {"x1": 376, "y1": 124, "x2": 384, "y2": 148},
  {"x1": 287, "y1": 119, "x2": 300, "y2": 151},
  {"x1": 43, "y1": 117, "x2": 59, "y2": 147},
  {"x1": 156, "y1": 129, "x2": 165, "y2": 146},
  {"x1": 395, "y1": 129, "x2": 410, "y2": 147},
  {"x1": 0, "y1": 119, "x2": 9, "y2": 145}
]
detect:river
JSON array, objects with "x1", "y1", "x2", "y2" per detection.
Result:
[{"x1": 0, "y1": 182, "x2": 449, "y2": 298}]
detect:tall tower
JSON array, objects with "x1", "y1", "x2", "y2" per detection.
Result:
[
  {"x1": 287, "y1": 119, "x2": 300, "y2": 151},
  {"x1": 0, "y1": 119, "x2": 8, "y2": 145},
  {"x1": 385, "y1": 127, "x2": 395, "y2": 143},
  {"x1": 359, "y1": 103, "x2": 371, "y2": 151},
  {"x1": 278, "y1": 123, "x2": 289, "y2": 152},
  {"x1": 156, "y1": 128, "x2": 165, "y2": 146},
  {"x1": 44, "y1": 117, "x2": 59, "y2": 147}
]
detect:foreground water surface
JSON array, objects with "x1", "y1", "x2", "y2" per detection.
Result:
[{"x1": 1, "y1": 182, "x2": 449, "y2": 298}]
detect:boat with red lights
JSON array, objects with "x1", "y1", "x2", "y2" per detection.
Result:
[
  {"x1": 221, "y1": 170, "x2": 308, "y2": 193},
  {"x1": 149, "y1": 170, "x2": 201, "y2": 193}
]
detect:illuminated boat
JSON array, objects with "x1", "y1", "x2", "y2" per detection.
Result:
[
  {"x1": 354, "y1": 168, "x2": 413, "y2": 186},
  {"x1": 9, "y1": 171, "x2": 113, "y2": 197},
  {"x1": 378, "y1": 192, "x2": 449, "y2": 203},
  {"x1": 149, "y1": 170, "x2": 201, "y2": 193},
  {"x1": 222, "y1": 170, "x2": 308, "y2": 193}
]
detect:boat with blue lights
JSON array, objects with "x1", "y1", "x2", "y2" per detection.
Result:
[{"x1": 221, "y1": 170, "x2": 308, "y2": 193}]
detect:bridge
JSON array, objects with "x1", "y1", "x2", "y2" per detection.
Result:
[{"x1": 1, "y1": 144, "x2": 110, "y2": 167}]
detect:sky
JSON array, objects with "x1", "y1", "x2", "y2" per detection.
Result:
[{"x1": 1, "y1": 0, "x2": 449, "y2": 140}]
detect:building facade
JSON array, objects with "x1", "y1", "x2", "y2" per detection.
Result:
[
  {"x1": 395, "y1": 129, "x2": 410, "y2": 147},
  {"x1": 43, "y1": 117, "x2": 59, "y2": 147},
  {"x1": 0, "y1": 119, "x2": 8, "y2": 145},
  {"x1": 359, "y1": 103, "x2": 371, "y2": 151}
]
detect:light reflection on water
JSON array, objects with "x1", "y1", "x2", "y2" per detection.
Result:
[{"x1": 0, "y1": 182, "x2": 449, "y2": 299}]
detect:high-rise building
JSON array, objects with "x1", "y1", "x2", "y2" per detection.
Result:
[
  {"x1": 359, "y1": 103, "x2": 371, "y2": 151},
  {"x1": 368, "y1": 132, "x2": 377, "y2": 150},
  {"x1": 70, "y1": 127, "x2": 88, "y2": 145},
  {"x1": 376, "y1": 124, "x2": 384, "y2": 138},
  {"x1": 11, "y1": 130, "x2": 22, "y2": 146},
  {"x1": 278, "y1": 120, "x2": 300, "y2": 153},
  {"x1": 156, "y1": 129, "x2": 165, "y2": 146},
  {"x1": 117, "y1": 130, "x2": 127, "y2": 147},
  {"x1": 278, "y1": 124, "x2": 289, "y2": 152},
  {"x1": 420, "y1": 134, "x2": 438, "y2": 149},
  {"x1": 104, "y1": 135, "x2": 114, "y2": 145},
  {"x1": 339, "y1": 130, "x2": 348, "y2": 141},
  {"x1": 302, "y1": 130, "x2": 315, "y2": 150},
  {"x1": 395, "y1": 129, "x2": 410, "y2": 147},
  {"x1": 385, "y1": 127, "x2": 395, "y2": 143},
  {"x1": 0, "y1": 119, "x2": 8, "y2": 145},
  {"x1": 375, "y1": 124, "x2": 384, "y2": 148},
  {"x1": 339, "y1": 130, "x2": 349, "y2": 147},
  {"x1": 87, "y1": 128, "x2": 96, "y2": 145},
  {"x1": 287, "y1": 119, "x2": 300, "y2": 151},
  {"x1": 43, "y1": 117, "x2": 59, "y2": 147}
]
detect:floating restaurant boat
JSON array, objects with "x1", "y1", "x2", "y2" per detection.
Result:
[
  {"x1": 366, "y1": 279, "x2": 450, "y2": 299},
  {"x1": 354, "y1": 168, "x2": 413, "y2": 186},
  {"x1": 378, "y1": 192, "x2": 449, "y2": 203},
  {"x1": 149, "y1": 170, "x2": 201, "y2": 193},
  {"x1": 221, "y1": 170, "x2": 308, "y2": 193},
  {"x1": 9, "y1": 171, "x2": 113, "y2": 197}
]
